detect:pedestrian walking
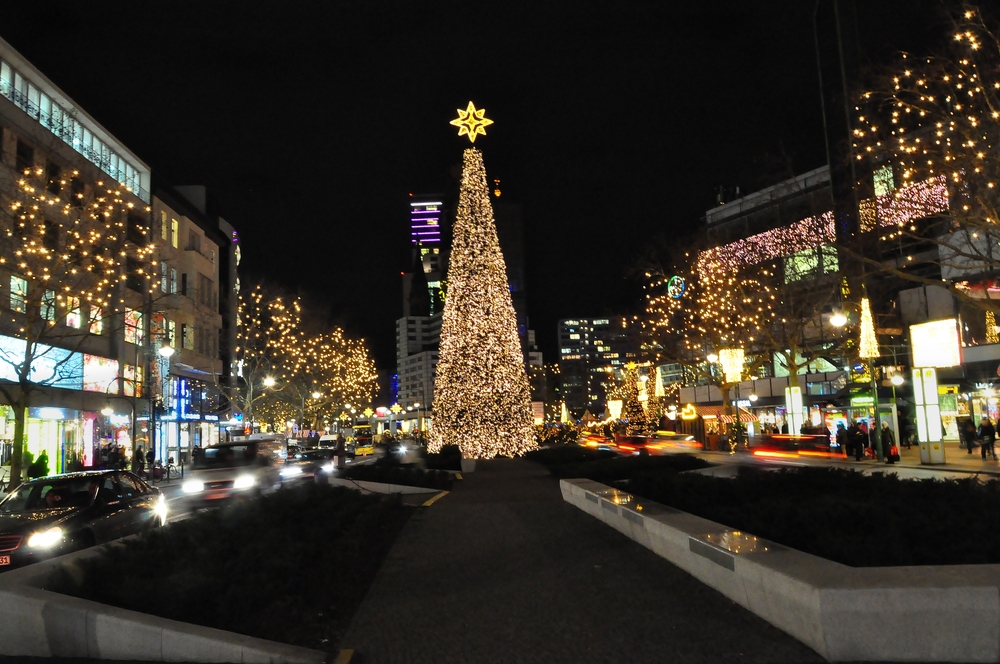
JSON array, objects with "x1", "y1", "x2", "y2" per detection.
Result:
[
  {"x1": 847, "y1": 422, "x2": 865, "y2": 461},
  {"x1": 962, "y1": 419, "x2": 978, "y2": 454},
  {"x1": 835, "y1": 423, "x2": 848, "y2": 457},
  {"x1": 881, "y1": 422, "x2": 897, "y2": 464},
  {"x1": 978, "y1": 416, "x2": 997, "y2": 460},
  {"x1": 133, "y1": 446, "x2": 145, "y2": 476},
  {"x1": 335, "y1": 433, "x2": 347, "y2": 470}
]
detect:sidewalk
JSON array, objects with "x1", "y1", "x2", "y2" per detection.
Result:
[{"x1": 339, "y1": 458, "x2": 821, "y2": 663}]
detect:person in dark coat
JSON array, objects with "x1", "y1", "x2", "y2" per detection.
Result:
[
  {"x1": 835, "y1": 423, "x2": 849, "y2": 457},
  {"x1": 881, "y1": 422, "x2": 896, "y2": 464},
  {"x1": 847, "y1": 422, "x2": 864, "y2": 461},
  {"x1": 978, "y1": 417, "x2": 997, "y2": 461},
  {"x1": 962, "y1": 419, "x2": 978, "y2": 454}
]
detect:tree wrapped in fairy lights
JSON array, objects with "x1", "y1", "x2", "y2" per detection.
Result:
[
  {"x1": 430, "y1": 103, "x2": 535, "y2": 458},
  {"x1": 853, "y1": 5, "x2": 1000, "y2": 330},
  {"x1": 619, "y1": 363, "x2": 647, "y2": 436}
]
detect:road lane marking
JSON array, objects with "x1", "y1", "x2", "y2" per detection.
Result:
[{"x1": 422, "y1": 490, "x2": 449, "y2": 507}]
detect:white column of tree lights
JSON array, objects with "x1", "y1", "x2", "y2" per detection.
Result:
[{"x1": 428, "y1": 103, "x2": 536, "y2": 459}]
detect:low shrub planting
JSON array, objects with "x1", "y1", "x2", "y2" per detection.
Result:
[
  {"x1": 621, "y1": 465, "x2": 1000, "y2": 567},
  {"x1": 524, "y1": 445, "x2": 617, "y2": 467},
  {"x1": 526, "y1": 446, "x2": 710, "y2": 480},
  {"x1": 424, "y1": 443, "x2": 462, "y2": 470},
  {"x1": 340, "y1": 463, "x2": 453, "y2": 490},
  {"x1": 50, "y1": 484, "x2": 411, "y2": 650}
]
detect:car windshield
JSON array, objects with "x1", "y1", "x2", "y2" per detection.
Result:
[{"x1": 0, "y1": 477, "x2": 102, "y2": 512}]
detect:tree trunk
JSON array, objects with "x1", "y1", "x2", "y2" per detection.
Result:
[{"x1": 9, "y1": 403, "x2": 26, "y2": 491}]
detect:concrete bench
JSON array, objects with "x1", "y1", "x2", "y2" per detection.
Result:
[{"x1": 562, "y1": 477, "x2": 1000, "y2": 663}]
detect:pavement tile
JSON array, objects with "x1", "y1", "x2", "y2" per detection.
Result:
[{"x1": 339, "y1": 458, "x2": 822, "y2": 663}]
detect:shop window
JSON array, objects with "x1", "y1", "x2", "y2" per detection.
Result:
[
  {"x1": 89, "y1": 305, "x2": 102, "y2": 335},
  {"x1": 10, "y1": 276, "x2": 26, "y2": 313},
  {"x1": 126, "y1": 212, "x2": 147, "y2": 246},
  {"x1": 65, "y1": 297, "x2": 81, "y2": 328},
  {"x1": 15, "y1": 139, "x2": 33, "y2": 172},
  {"x1": 123, "y1": 364, "x2": 143, "y2": 397},
  {"x1": 124, "y1": 307, "x2": 143, "y2": 345},
  {"x1": 41, "y1": 289, "x2": 55, "y2": 321},
  {"x1": 45, "y1": 161, "x2": 60, "y2": 195}
]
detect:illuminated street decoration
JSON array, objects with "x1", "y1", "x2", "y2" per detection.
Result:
[
  {"x1": 718, "y1": 348, "x2": 745, "y2": 383},
  {"x1": 859, "y1": 175, "x2": 949, "y2": 232},
  {"x1": 449, "y1": 101, "x2": 494, "y2": 143},
  {"x1": 859, "y1": 297, "x2": 880, "y2": 359},
  {"x1": 680, "y1": 404, "x2": 698, "y2": 420},
  {"x1": 429, "y1": 148, "x2": 536, "y2": 458},
  {"x1": 667, "y1": 275, "x2": 686, "y2": 299}
]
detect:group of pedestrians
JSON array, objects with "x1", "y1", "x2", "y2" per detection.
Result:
[
  {"x1": 835, "y1": 420, "x2": 898, "y2": 463},
  {"x1": 961, "y1": 416, "x2": 998, "y2": 460}
]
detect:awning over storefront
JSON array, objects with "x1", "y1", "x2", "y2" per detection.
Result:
[{"x1": 683, "y1": 404, "x2": 756, "y2": 423}]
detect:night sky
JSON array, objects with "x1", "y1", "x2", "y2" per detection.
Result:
[{"x1": 0, "y1": 1, "x2": 946, "y2": 377}]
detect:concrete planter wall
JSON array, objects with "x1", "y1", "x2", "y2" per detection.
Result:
[
  {"x1": 0, "y1": 544, "x2": 327, "y2": 662},
  {"x1": 329, "y1": 477, "x2": 440, "y2": 495},
  {"x1": 562, "y1": 478, "x2": 1000, "y2": 663}
]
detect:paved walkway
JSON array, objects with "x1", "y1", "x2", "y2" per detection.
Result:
[{"x1": 339, "y1": 458, "x2": 822, "y2": 663}]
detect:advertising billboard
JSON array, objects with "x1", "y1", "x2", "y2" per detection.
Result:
[
  {"x1": 0, "y1": 334, "x2": 83, "y2": 390},
  {"x1": 83, "y1": 354, "x2": 120, "y2": 393},
  {"x1": 910, "y1": 319, "x2": 961, "y2": 368}
]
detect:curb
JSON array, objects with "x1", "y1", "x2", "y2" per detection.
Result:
[{"x1": 0, "y1": 540, "x2": 329, "y2": 662}]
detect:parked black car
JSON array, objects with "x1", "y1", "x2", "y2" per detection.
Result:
[{"x1": 0, "y1": 470, "x2": 167, "y2": 570}]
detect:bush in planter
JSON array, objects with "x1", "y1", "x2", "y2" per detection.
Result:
[
  {"x1": 340, "y1": 463, "x2": 452, "y2": 490},
  {"x1": 424, "y1": 443, "x2": 462, "y2": 470},
  {"x1": 50, "y1": 484, "x2": 411, "y2": 650},
  {"x1": 552, "y1": 453, "x2": 711, "y2": 481},
  {"x1": 525, "y1": 445, "x2": 616, "y2": 467}
]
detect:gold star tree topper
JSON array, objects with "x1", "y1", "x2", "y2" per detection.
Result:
[{"x1": 450, "y1": 101, "x2": 494, "y2": 143}]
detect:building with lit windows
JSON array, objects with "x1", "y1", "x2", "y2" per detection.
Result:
[
  {"x1": 558, "y1": 317, "x2": 645, "y2": 416},
  {"x1": 147, "y1": 185, "x2": 240, "y2": 463},
  {"x1": 0, "y1": 36, "x2": 239, "y2": 474}
]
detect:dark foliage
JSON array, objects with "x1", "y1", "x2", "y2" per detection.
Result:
[
  {"x1": 526, "y1": 446, "x2": 709, "y2": 481},
  {"x1": 625, "y1": 466, "x2": 1000, "y2": 567},
  {"x1": 423, "y1": 443, "x2": 462, "y2": 470},
  {"x1": 49, "y1": 484, "x2": 411, "y2": 650},
  {"x1": 524, "y1": 445, "x2": 617, "y2": 467},
  {"x1": 340, "y1": 464, "x2": 453, "y2": 491}
]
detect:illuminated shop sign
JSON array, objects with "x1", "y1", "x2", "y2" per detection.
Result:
[{"x1": 910, "y1": 319, "x2": 961, "y2": 368}]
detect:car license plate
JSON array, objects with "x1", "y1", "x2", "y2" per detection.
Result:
[
  {"x1": 205, "y1": 492, "x2": 228, "y2": 500},
  {"x1": 0, "y1": 555, "x2": 10, "y2": 565}
]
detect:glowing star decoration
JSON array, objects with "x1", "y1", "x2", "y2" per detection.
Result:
[
  {"x1": 363, "y1": 407, "x2": 374, "y2": 418},
  {"x1": 859, "y1": 297, "x2": 880, "y2": 359},
  {"x1": 680, "y1": 404, "x2": 698, "y2": 421},
  {"x1": 450, "y1": 102, "x2": 494, "y2": 144},
  {"x1": 390, "y1": 403, "x2": 403, "y2": 415}
]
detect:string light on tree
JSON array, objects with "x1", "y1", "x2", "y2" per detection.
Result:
[
  {"x1": 430, "y1": 105, "x2": 535, "y2": 458},
  {"x1": 859, "y1": 297, "x2": 881, "y2": 359}
]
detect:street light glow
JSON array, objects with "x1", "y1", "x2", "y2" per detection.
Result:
[
  {"x1": 263, "y1": 376, "x2": 276, "y2": 387},
  {"x1": 830, "y1": 311, "x2": 848, "y2": 328},
  {"x1": 706, "y1": 353, "x2": 719, "y2": 363},
  {"x1": 101, "y1": 405, "x2": 114, "y2": 416},
  {"x1": 891, "y1": 374, "x2": 905, "y2": 386},
  {"x1": 311, "y1": 391, "x2": 322, "y2": 399}
]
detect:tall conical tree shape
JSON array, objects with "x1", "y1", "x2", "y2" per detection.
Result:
[
  {"x1": 621, "y1": 365, "x2": 647, "y2": 436},
  {"x1": 429, "y1": 148, "x2": 536, "y2": 459}
]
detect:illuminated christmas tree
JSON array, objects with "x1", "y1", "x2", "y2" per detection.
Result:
[
  {"x1": 429, "y1": 104, "x2": 535, "y2": 458},
  {"x1": 620, "y1": 364, "x2": 647, "y2": 436}
]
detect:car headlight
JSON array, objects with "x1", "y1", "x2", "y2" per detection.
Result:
[
  {"x1": 279, "y1": 466, "x2": 302, "y2": 478},
  {"x1": 182, "y1": 480, "x2": 205, "y2": 494},
  {"x1": 233, "y1": 475, "x2": 256, "y2": 490},
  {"x1": 322, "y1": 463, "x2": 334, "y2": 473},
  {"x1": 153, "y1": 495, "x2": 168, "y2": 523},
  {"x1": 397, "y1": 444, "x2": 409, "y2": 455},
  {"x1": 27, "y1": 526, "x2": 63, "y2": 549}
]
